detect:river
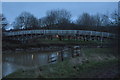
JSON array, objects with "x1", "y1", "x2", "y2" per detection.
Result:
[{"x1": 2, "y1": 46, "x2": 81, "y2": 77}]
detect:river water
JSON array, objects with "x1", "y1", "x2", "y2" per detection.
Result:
[{"x1": 2, "y1": 46, "x2": 81, "y2": 77}]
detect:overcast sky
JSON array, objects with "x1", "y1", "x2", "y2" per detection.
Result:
[{"x1": 2, "y1": 2, "x2": 118, "y2": 23}]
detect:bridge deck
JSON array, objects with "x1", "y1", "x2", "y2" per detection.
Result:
[{"x1": 3, "y1": 30, "x2": 116, "y2": 38}]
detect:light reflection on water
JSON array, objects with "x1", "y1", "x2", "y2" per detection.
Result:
[
  {"x1": 32, "y1": 54, "x2": 34, "y2": 60},
  {"x1": 2, "y1": 47, "x2": 81, "y2": 77}
]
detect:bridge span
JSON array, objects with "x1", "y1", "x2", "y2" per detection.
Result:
[
  {"x1": 3, "y1": 30, "x2": 115, "y2": 37},
  {"x1": 2, "y1": 29, "x2": 116, "y2": 42}
]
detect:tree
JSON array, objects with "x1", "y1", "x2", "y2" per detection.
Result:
[
  {"x1": 76, "y1": 13, "x2": 92, "y2": 26},
  {"x1": 101, "y1": 14, "x2": 110, "y2": 26},
  {"x1": 0, "y1": 14, "x2": 8, "y2": 31},
  {"x1": 111, "y1": 10, "x2": 119, "y2": 26},
  {"x1": 42, "y1": 9, "x2": 72, "y2": 27},
  {"x1": 38, "y1": 18, "x2": 45, "y2": 28},
  {"x1": 118, "y1": 1, "x2": 120, "y2": 26},
  {"x1": 93, "y1": 14, "x2": 102, "y2": 26},
  {"x1": 38, "y1": 17, "x2": 50, "y2": 28},
  {"x1": 13, "y1": 12, "x2": 39, "y2": 30}
]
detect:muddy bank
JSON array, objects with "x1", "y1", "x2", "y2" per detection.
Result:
[
  {"x1": 2, "y1": 44, "x2": 116, "y2": 53},
  {"x1": 2, "y1": 38, "x2": 117, "y2": 51},
  {"x1": 2, "y1": 46, "x2": 64, "y2": 54}
]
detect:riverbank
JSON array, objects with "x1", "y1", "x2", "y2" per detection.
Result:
[
  {"x1": 3, "y1": 38, "x2": 116, "y2": 51},
  {"x1": 3, "y1": 47, "x2": 119, "y2": 78}
]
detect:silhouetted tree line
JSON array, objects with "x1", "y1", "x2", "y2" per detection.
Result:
[
  {"x1": 1, "y1": 9, "x2": 119, "y2": 33},
  {"x1": 0, "y1": 14, "x2": 8, "y2": 31}
]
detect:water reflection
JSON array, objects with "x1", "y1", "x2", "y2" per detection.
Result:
[
  {"x1": 32, "y1": 54, "x2": 34, "y2": 60},
  {"x1": 3, "y1": 46, "x2": 81, "y2": 77},
  {"x1": 57, "y1": 52, "x2": 59, "y2": 55}
]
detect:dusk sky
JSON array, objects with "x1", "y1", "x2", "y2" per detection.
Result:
[{"x1": 2, "y1": 2, "x2": 118, "y2": 23}]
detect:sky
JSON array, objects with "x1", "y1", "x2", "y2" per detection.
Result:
[{"x1": 2, "y1": 2, "x2": 118, "y2": 23}]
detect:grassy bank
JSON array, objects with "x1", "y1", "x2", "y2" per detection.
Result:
[
  {"x1": 38, "y1": 58, "x2": 119, "y2": 78},
  {"x1": 4, "y1": 48, "x2": 119, "y2": 78},
  {"x1": 29, "y1": 38, "x2": 113, "y2": 45},
  {"x1": 4, "y1": 58, "x2": 119, "y2": 78},
  {"x1": 3, "y1": 38, "x2": 114, "y2": 50},
  {"x1": 81, "y1": 47, "x2": 118, "y2": 57}
]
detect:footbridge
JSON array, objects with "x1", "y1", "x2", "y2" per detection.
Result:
[{"x1": 2, "y1": 29, "x2": 116, "y2": 42}]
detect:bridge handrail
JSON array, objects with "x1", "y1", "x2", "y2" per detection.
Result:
[{"x1": 3, "y1": 30, "x2": 116, "y2": 38}]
